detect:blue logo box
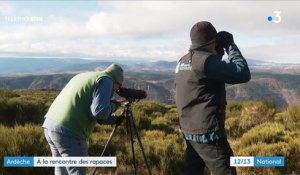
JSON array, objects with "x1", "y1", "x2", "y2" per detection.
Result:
[
  {"x1": 254, "y1": 156, "x2": 285, "y2": 167},
  {"x1": 3, "y1": 157, "x2": 34, "y2": 167}
]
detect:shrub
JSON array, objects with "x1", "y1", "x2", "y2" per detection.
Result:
[
  {"x1": 240, "y1": 101, "x2": 276, "y2": 128},
  {"x1": 226, "y1": 103, "x2": 242, "y2": 116},
  {"x1": 163, "y1": 107, "x2": 179, "y2": 125},
  {"x1": 240, "y1": 122, "x2": 286, "y2": 147},
  {"x1": 138, "y1": 130, "x2": 185, "y2": 175},
  {"x1": 0, "y1": 124, "x2": 51, "y2": 175},
  {"x1": 0, "y1": 98, "x2": 47, "y2": 125},
  {"x1": 275, "y1": 105, "x2": 300, "y2": 124},
  {"x1": 225, "y1": 117, "x2": 240, "y2": 137},
  {"x1": 151, "y1": 117, "x2": 174, "y2": 134},
  {"x1": 0, "y1": 89, "x2": 20, "y2": 99},
  {"x1": 225, "y1": 101, "x2": 277, "y2": 138},
  {"x1": 236, "y1": 122, "x2": 300, "y2": 175},
  {"x1": 132, "y1": 101, "x2": 168, "y2": 118},
  {"x1": 236, "y1": 139, "x2": 300, "y2": 175},
  {"x1": 134, "y1": 115, "x2": 152, "y2": 131}
]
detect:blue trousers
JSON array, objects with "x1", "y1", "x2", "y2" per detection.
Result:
[{"x1": 44, "y1": 129, "x2": 88, "y2": 175}]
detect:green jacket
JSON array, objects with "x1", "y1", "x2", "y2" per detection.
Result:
[{"x1": 45, "y1": 72, "x2": 113, "y2": 139}]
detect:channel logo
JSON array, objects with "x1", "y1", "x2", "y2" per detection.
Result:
[{"x1": 268, "y1": 11, "x2": 282, "y2": 23}]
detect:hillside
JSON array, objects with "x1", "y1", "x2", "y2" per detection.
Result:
[
  {"x1": 0, "y1": 89, "x2": 300, "y2": 175},
  {"x1": 226, "y1": 72, "x2": 300, "y2": 108},
  {"x1": 1, "y1": 71, "x2": 300, "y2": 108}
]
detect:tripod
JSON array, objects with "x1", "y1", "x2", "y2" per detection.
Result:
[{"x1": 92, "y1": 100, "x2": 152, "y2": 175}]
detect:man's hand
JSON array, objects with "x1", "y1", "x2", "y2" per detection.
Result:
[
  {"x1": 115, "y1": 115, "x2": 125, "y2": 126},
  {"x1": 215, "y1": 44, "x2": 224, "y2": 58},
  {"x1": 96, "y1": 114, "x2": 125, "y2": 125},
  {"x1": 216, "y1": 31, "x2": 234, "y2": 51},
  {"x1": 111, "y1": 99, "x2": 122, "y2": 107},
  {"x1": 111, "y1": 99, "x2": 122, "y2": 111}
]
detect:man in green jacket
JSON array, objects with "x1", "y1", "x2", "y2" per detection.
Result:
[
  {"x1": 175, "y1": 21, "x2": 251, "y2": 175},
  {"x1": 43, "y1": 64, "x2": 124, "y2": 175}
]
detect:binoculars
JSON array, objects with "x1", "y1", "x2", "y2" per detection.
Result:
[{"x1": 215, "y1": 31, "x2": 234, "y2": 56}]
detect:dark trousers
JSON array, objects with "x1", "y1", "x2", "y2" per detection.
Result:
[{"x1": 184, "y1": 139, "x2": 236, "y2": 175}]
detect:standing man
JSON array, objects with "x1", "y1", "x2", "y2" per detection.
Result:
[
  {"x1": 175, "y1": 21, "x2": 251, "y2": 175},
  {"x1": 43, "y1": 64, "x2": 125, "y2": 175}
]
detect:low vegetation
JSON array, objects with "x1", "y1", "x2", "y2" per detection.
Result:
[{"x1": 1, "y1": 89, "x2": 300, "y2": 175}]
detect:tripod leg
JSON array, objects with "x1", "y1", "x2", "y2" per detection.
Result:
[
  {"x1": 128, "y1": 115, "x2": 138, "y2": 175},
  {"x1": 130, "y1": 113, "x2": 152, "y2": 175},
  {"x1": 92, "y1": 124, "x2": 118, "y2": 175}
]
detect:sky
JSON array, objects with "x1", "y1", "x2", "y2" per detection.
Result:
[{"x1": 0, "y1": 1, "x2": 300, "y2": 63}]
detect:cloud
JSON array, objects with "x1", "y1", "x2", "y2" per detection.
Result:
[
  {"x1": 2, "y1": 1, "x2": 300, "y2": 39},
  {"x1": 243, "y1": 36, "x2": 300, "y2": 64},
  {"x1": 0, "y1": 2, "x2": 15, "y2": 15},
  {"x1": 87, "y1": 1, "x2": 300, "y2": 38},
  {"x1": 0, "y1": 1, "x2": 300, "y2": 63}
]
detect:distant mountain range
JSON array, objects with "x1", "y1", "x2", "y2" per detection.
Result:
[
  {"x1": 1, "y1": 58, "x2": 300, "y2": 108},
  {"x1": 1, "y1": 57, "x2": 300, "y2": 76},
  {"x1": 0, "y1": 58, "x2": 177, "y2": 76},
  {"x1": 1, "y1": 71, "x2": 300, "y2": 109}
]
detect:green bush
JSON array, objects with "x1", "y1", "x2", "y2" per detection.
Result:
[
  {"x1": 226, "y1": 103, "x2": 242, "y2": 116},
  {"x1": 0, "y1": 98, "x2": 47, "y2": 125},
  {"x1": 225, "y1": 117, "x2": 240, "y2": 137},
  {"x1": 163, "y1": 107, "x2": 179, "y2": 125},
  {"x1": 240, "y1": 122, "x2": 286, "y2": 147},
  {"x1": 134, "y1": 115, "x2": 152, "y2": 131},
  {"x1": 1, "y1": 90, "x2": 299, "y2": 175},
  {"x1": 138, "y1": 130, "x2": 185, "y2": 175},
  {"x1": 0, "y1": 124, "x2": 51, "y2": 175},
  {"x1": 236, "y1": 139, "x2": 300, "y2": 175},
  {"x1": 151, "y1": 117, "x2": 174, "y2": 134},
  {"x1": 240, "y1": 101, "x2": 276, "y2": 128},
  {"x1": 236, "y1": 122, "x2": 300, "y2": 175},
  {"x1": 225, "y1": 101, "x2": 277, "y2": 138},
  {"x1": 0, "y1": 89, "x2": 58, "y2": 125},
  {"x1": 275, "y1": 105, "x2": 300, "y2": 124},
  {"x1": 0, "y1": 89, "x2": 20, "y2": 99},
  {"x1": 132, "y1": 101, "x2": 168, "y2": 118}
]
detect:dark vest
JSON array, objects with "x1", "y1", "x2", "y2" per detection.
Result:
[{"x1": 175, "y1": 50, "x2": 226, "y2": 134}]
